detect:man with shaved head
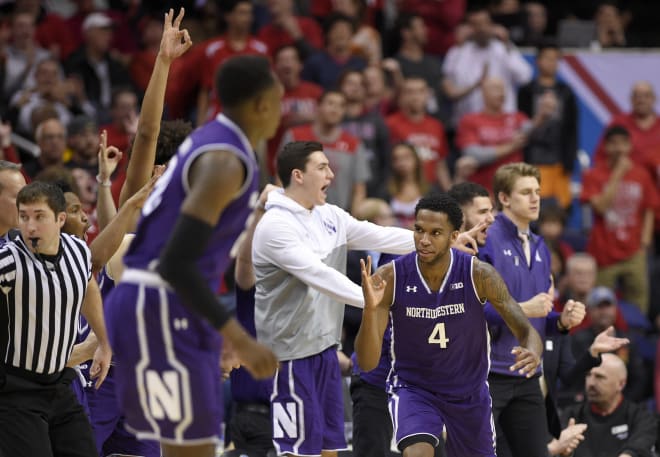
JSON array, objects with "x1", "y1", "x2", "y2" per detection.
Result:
[
  {"x1": 454, "y1": 77, "x2": 532, "y2": 192},
  {"x1": 594, "y1": 82, "x2": 660, "y2": 164},
  {"x1": 561, "y1": 353, "x2": 657, "y2": 457}
]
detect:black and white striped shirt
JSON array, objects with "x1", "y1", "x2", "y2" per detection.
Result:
[{"x1": 0, "y1": 233, "x2": 91, "y2": 378}]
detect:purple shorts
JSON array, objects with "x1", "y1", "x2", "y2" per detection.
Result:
[
  {"x1": 105, "y1": 280, "x2": 223, "y2": 445},
  {"x1": 79, "y1": 365, "x2": 160, "y2": 457},
  {"x1": 70, "y1": 367, "x2": 90, "y2": 418},
  {"x1": 271, "y1": 347, "x2": 346, "y2": 456},
  {"x1": 389, "y1": 381, "x2": 496, "y2": 457}
]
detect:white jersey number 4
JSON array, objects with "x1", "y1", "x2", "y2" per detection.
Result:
[{"x1": 428, "y1": 322, "x2": 449, "y2": 348}]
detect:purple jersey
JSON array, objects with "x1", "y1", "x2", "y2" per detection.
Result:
[
  {"x1": 123, "y1": 113, "x2": 259, "y2": 291},
  {"x1": 230, "y1": 286, "x2": 271, "y2": 404},
  {"x1": 389, "y1": 249, "x2": 489, "y2": 397},
  {"x1": 75, "y1": 266, "x2": 114, "y2": 345}
]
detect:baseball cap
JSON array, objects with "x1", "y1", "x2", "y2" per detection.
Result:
[
  {"x1": 82, "y1": 12, "x2": 113, "y2": 32},
  {"x1": 586, "y1": 286, "x2": 617, "y2": 308},
  {"x1": 67, "y1": 115, "x2": 97, "y2": 137}
]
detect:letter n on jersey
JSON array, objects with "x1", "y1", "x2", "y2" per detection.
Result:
[{"x1": 273, "y1": 402, "x2": 300, "y2": 439}]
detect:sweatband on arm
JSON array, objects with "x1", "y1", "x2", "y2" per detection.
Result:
[
  {"x1": 464, "y1": 145, "x2": 498, "y2": 165},
  {"x1": 157, "y1": 214, "x2": 231, "y2": 329}
]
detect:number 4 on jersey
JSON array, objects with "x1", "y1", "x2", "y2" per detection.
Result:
[{"x1": 428, "y1": 322, "x2": 449, "y2": 348}]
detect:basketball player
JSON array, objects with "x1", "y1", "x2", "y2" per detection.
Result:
[
  {"x1": 356, "y1": 193, "x2": 543, "y2": 457},
  {"x1": 104, "y1": 54, "x2": 281, "y2": 457}
]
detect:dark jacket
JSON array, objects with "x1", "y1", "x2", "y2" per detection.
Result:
[
  {"x1": 562, "y1": 398, "x2": 657, "y2": 457},
  {"x1": 518, "y1": 80, "x2": 578, "y2": 172}
]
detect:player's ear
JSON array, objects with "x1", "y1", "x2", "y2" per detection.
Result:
[
  {"x1": 497, "y1": 191, "x2": 509, "y2": 208},
  {"x1": 450, "y1": 230, "x2": 459, "y2": 244},
  {"x1": 291, "y1": 168, "x2": 304, "y2": 184},
  {"x1": 57, "y1": 211, "x2": 67, "y2": 228}
]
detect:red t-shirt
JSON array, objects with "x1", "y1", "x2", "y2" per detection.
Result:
[
  {"x1": 129, "y1": 49, "x2": 157, "y2": 93},
  {"x1": 580, "y1": 164, "x2": 659, "y2": 266},
  {"x1": 455, "y1": 111, "x2": 528, "y2": 191},
  {"x1": 287, "y1": 125, "x2": 361, "y2": 158},
  {"x1": 643, "y1": 147, "x2": 660, "y2": 229},
  {"x1": 200, "y1": 36, "x2": 269, "y2": 90},
  {"x1": 386, "y1": 112, "x2": 448, "y2": 186},
  {"x1": 165, "y1": 42, "x2": 206, "y2": 120},
  {"x1": 35, "y1": 13, "x2": 77, "y2": 60},
  {"x1": 401, "y1": 0, "x2": 465, "y2": 56},
  {"x1": 266, "y1": 81, "x2": 323, "y2": 177},
  {"x1": 199, "y1": 36, "x2": 270, "y2": 120},
  {"x1": 593, "y1": 113, "x2": 660, "y2": 165},
  {"x1": 310, "y1": 0, "x2": 383, "y2": 25},
  {"x1": 258, "y1": 17, "x2": 323, "y2": 57}
]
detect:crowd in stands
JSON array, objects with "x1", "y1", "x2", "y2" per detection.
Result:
[{"x1": 0, "y1": 0, "x2": 660, "y2": 455}]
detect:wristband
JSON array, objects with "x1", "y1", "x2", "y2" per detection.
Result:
[{"x1": 96, "y1": 174, "x2": 111, "y2": 187}]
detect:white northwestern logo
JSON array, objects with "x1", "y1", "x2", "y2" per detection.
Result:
[{"x1": 406, "y1": 286, "x2": 417, "y2": 293}]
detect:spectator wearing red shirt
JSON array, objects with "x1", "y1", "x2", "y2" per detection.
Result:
[
  {"x1": 363, "y1": 64, "x2": 397, "y2": 116},
  {"x1": 164, "y1": 39, "x2": 205, "y2": 121},
  {"x1": 14, "y1": 0, "x2": 76, "y2": 60},
  {"x1": 455, "y1": 77, "x2": 530, "y2": 192},
  {"x1": 100, "y1": 87, "x2": 137, "y2": 204},
  {"x1": 280, "y1": 91, "x2": 370, "y2": 212},
  {"x1": 258, "y1": 0, "x2": 323, "y2": 59},
  {"x1": 581, "y1": 125, "x2": 658, "y2": 314},
  {"x1": 0, "y1": 122, "x2": 21, "y2": 165},
  {"x1": 196, "y1": 0, "x2": 268, "y2": 124},
  {"x1": 266, "y1": 44, "x2": 322, "y2": 178},
  {"x1": 593, "y1": 82, "x2": 660, "y2": 166},
  {"x1": 386, "y1": 77, "x2": 451, "y2": 190},
  {"x1": 401, "y1": 0, "x2": 466, "y2": 57},
  {"x1": 593, "y1": 82, "x2": 660, "y2": 245},
  {"x1": 128, "y1": 13, "x2": 163, "y2": 93}
]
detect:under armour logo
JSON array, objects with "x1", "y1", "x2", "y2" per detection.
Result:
[
  {"x1": 173, "y1": 318, "x2": 188, "y2": 330},
  {"x1": 406, "y1": 286, "x2": 417, "y2": 293},
  {"x1": 503, "y1": 249, "x2": 512, "y2": 256}
]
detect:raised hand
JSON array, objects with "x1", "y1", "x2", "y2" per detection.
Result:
[
  {"x1": 159, "y1": 8, "x2": 193, "y2": 64},
  {"x1": 560, "y1": 299, "x2": 586, "y2": 329},
  {"x1": 257, "y1": 183, "x2": 281, "y2": 210},
  {"x1": 520, "y1": 292, "x2": 553, "y2": 318},
  {"x1": 97, "y1": 130, "x2": 123, "y2": 183},
  {"x1": 360, "y1": 256, "x2": 386, "y2": 310},
  {"x1": 125, "y1": 169, "x2": 161, "y2": 209},
  {"x1": 589, "y1": 325, "x2": 630, "y2": 357},
  {"x1": 453, "y1": 230, "x2": 478, "y2": 255},
  {"x1": 453, "y1": 220, "x2": 490, "y2": 255}
]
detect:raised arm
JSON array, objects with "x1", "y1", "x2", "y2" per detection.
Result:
[
  {"x1": 157, "y1": 150, "x2": 278, "y2": 379},
  {"x1": 355, "y1": 258, "x2": 393, "y2": 371},
  {"x1": 90, "y1": 170, "x2": 161, "y2": 275},
  {"x1": 95, "y1": 130, "x2": 122, "y2": 230},
  {"x1": 119, "y1": 8, "x2": 192, "y2": 207},
  {"x1": 473, "y1": 258, "x2": 543, "y2": 377},
  {"x1": 234, "y1": 184, "x2": 278, "y2": 290},
  {"x1": 255, "y1": 218, "x2": 366, "y2": 308}
]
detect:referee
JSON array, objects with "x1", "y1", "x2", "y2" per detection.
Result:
[{"x1": 0, "y1": 181, "x2": 112, "y2": 457}]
